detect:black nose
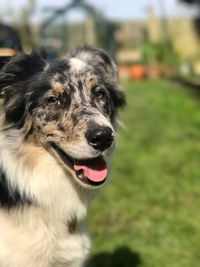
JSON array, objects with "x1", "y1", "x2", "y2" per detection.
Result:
[{"x1": 85, "y1": 126, "x2": 114, "y2": 151}]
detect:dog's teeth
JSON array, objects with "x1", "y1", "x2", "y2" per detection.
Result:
[{"x1": 76, "y1": 170, "x2": 85, "y2": 179}]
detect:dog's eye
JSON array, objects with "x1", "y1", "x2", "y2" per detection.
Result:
[
  {"x1": 47, "y1": 96, "x2": 60, "y2": 106},
  {"x1": 94, "y1": 88, "x2": 106, "y2": 101}
]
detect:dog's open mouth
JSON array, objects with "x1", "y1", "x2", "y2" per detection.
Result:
[{"x1": 50, "y1": 142, "x2": 107, "y2": 187}]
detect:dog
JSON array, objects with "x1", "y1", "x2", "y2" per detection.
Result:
[{"x1": 0, "y1": 46, "x2": 125, "y2": 267}]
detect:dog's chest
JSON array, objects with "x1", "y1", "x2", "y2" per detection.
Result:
[
  {"x1": 0, "y1": 209, "x2": 90, "y2": 267},
  {"x1": 50, "y1": 219, "x2": 90, "y2": 267},
  {"x1": 30, "y1": 217, "x2": 90, "y2": 267}
]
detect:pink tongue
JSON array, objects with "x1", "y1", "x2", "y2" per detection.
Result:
[{"x1": 74, "y1": 158, "x2": 107, "y2": 182}]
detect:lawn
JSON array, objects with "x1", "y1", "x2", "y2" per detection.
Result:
[{"x1": 87, "y1": 79, "x2": 200, "y2": 267}]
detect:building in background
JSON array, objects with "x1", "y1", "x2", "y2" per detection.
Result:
[{"x1": 115, "y1": 7, "x2": 200, "y2": 64}]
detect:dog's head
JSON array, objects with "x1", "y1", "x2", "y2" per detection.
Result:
[{"x1": 0, "y1": 47, "x2": 126, "y2": 189}]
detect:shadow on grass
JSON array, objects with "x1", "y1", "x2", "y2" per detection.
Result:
[{"x1": 86, "y1": 246, "x2": 141, "y2": 267}]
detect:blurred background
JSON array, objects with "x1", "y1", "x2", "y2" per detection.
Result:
[{"x1": 0, "y1": 0, "x2": 200, "y2": 267}]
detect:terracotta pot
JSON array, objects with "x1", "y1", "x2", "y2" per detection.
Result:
[{"x1": 129, "y1": 65, "x2": 146, "y2": 80}]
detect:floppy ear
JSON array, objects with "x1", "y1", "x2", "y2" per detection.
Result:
[
  {"x1": 0, "y1": 51, "x2": 47, "y2": 127},
  {"x1": 70, "y1": 46, "x2": 126, "y2": 109},
  {"x1": 0, "y1": 50, "x2": 46, "y2": 99}
]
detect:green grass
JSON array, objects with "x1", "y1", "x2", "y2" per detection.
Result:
[{"x1": 87, "y1": 79, "x2": 200, "y2": 267}]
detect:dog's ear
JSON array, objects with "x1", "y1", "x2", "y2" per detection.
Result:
[
  {"x1": 0, "y1": 50, "x2": 47, "y2": 99},
  {"x1": 70, "y1": 46, "x2": 126, "y2": 109},
  {"x1": 0, "y1": 51, "x2": 47, "y2": 128}
]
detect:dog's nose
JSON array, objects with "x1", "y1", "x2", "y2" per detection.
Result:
[{"x1": 85, "y1": 126, "x2": 114, "y2": 151}]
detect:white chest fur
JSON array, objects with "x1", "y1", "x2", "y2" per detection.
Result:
[
  {"x1": 0, "y1": 206, "x2": 91, "y2": 267},
  {"x1": 0, "y1": 132, "x2": 91, "y2": 267}
]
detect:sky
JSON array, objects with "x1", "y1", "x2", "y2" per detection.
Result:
[{"x1": 0, "y1": 0, "x2": 198, "y2": 24}]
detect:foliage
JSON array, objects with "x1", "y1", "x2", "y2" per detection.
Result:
[
  {"x1": 87, "y1": 79, "x2": 200, "y2": 267},
  {"x1": 142, "y1": 41, "x2": 179, "y2": 67}
]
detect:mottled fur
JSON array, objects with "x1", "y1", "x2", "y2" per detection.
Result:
[{"x1": 0, "y1": 46, "x2": 125, "y2": 267}]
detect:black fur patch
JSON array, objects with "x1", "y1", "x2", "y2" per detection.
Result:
[
  {"x1": 0, "y1": 51, "x2": 47, "y2": 128},
  {"x1": 0, "y1": 169, "x2": 32, "y2": 208},
  {"x1": 107, "y1": 84, "x2": 126, "y2": 109},
  {"x1": 47, "y1": 59, "x2": 70, "y2": 77},
  {"x1": 28, "y1": 81, "x2": 52, "y2": 112},
  {"x1": 5, "y1": 95, "x2": 27, "y2": 129}
]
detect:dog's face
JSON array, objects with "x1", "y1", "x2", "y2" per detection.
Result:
[{"x1": 0, "y1": 47, "x2": 125, "y2": 189}]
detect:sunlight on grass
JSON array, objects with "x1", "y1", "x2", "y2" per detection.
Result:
[{"x1": 87, "y1": 79, "x2": 200, "y2": 267}]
